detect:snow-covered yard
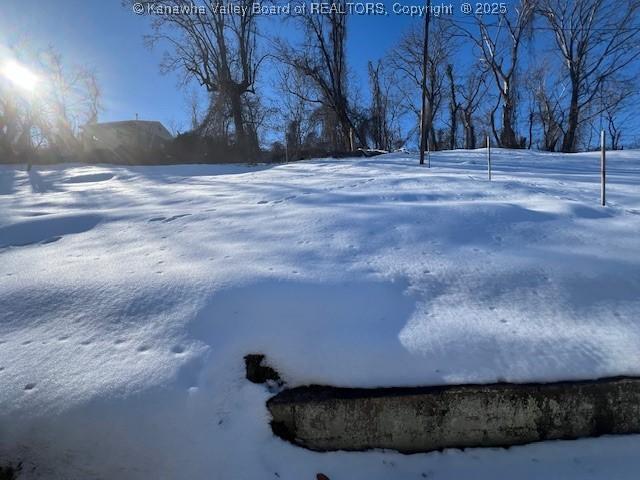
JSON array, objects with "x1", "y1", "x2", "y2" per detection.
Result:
[{"x1": 1, "y1": 149, "x2": 640, "y2": 479}]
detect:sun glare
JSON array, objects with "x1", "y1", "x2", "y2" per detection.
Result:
[{"x1": 1, "y1": 60, "x2": 39, "y2": 92}]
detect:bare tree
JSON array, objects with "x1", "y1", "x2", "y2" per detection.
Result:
[
  {"x1": 139, "y1": 0, "x2": 263, "y2": 154},
  {"x1": 275, "y1": 67, "x2": 315, "y2": 159},
  {"x1": 368, "y1": 61, "x2": 386, "y2": 150},
  {"x1": 594, "y1": 77, "x2": 636, "y2": 149},
  {"x1": 195, "y1": 92, "x2": 233, "y2": 140},
  {"x1": 0, "y1": 46, "x2": 101, "y2": 160},
  {"x1": 458, "y1": 66, "x2": 488, "y2": 149},
  {"x1": 36, "y1": 49, "x2": 101, "y2": 153},
  {"x1": 456, "y1": 0, "x2": 536, "y2": 148},
  {"x1": 539, "y1": 0, "x2": 640, "y2": 152},
  {"x1": 526, "y1": 66, "x2": 565, "y2": 151},
  {"x1": 0, "y1": 94, "x2": 22, "y2": 159},
  {"x1": 184, "y1": 88, "x2": 204, "y2": 132},
  {"x1": 0, "y1": 87, "x2": 17, "y2": 158},
  {"x1": 276, "y1": 1, "x2": 364, "y2": 151},
  {"x1": 366, "y1": 61, "x2": 403, "y2": 151},
  {"x1": 445, "y1": 64, "x2": 460, "y2": 150},
  {"x1": 390, "y1": 21, "x2": 451, "y2": 150},
  {"x1": 605, "y1": 110, "x2": 623, "y2": 150}
]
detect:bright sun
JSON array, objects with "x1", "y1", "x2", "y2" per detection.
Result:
[{"x1": 1, "y1": 60, "x2": 39, "y2": 92}]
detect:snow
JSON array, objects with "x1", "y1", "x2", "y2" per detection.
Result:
[{"x1": 1, "y1": 149, "x2": 639, "y2": 478}]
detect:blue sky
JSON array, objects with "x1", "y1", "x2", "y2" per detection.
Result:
[{"x1": 1, "y1": 0, "x2": 186, "y2": 128}]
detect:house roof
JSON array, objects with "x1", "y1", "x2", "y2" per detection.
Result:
[{"x1": 83, "y1": 120, "x2": 173, "y2": 141}]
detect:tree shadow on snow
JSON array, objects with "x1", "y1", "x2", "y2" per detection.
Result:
[{"x1": 28, "y1": 169, "x2": 62, "y2": 194}]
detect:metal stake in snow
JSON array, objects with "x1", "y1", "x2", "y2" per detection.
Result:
[
  {"x1": 601, "y1": 130, "x2": 606, "y2": 206},
  {"x1": 487, "y1": 135, "x2": 492, "y2": 181},
  {"x1": 418, "y1": 0, "x2": 432, "y2": 166}
]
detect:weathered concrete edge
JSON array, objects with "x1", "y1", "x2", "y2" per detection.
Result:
[{"x1": 267, "y1": 376, "x2": 640, "y2": 454}]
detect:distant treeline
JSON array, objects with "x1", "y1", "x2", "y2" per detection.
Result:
[{"x1": 0, "y1": 130, "x2": 382, "y2": 166}]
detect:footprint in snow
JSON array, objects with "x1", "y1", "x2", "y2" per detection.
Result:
[
  {"x1": 24, "y1": 383, "x2": 36, "y2": 391},
  {"x1": 137, "y1": 345, "x2": 150, "y2": 352},
  {"x1": 163, "y1": 214, "x2": 191, "y2": 223},
  {"x1": 149, "y1": 214, "x2": 192, "y2": 223},
  {"x1": 171, "y1": 345, "x2": 185, "y2": 354}
]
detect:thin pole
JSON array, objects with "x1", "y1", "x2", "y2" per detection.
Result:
[
  {"x1": 487, "y1": 135, "x2": 491, "y2": 181},
  {"x1": 601, "y1": 129, "x2": 606, "y2": 206},
  {"x1": 418, "y1": 0, "x2": 432, "y2": 165},
  {"x1": 427, "y1": 137, "x2": 431, "y2": 168}
]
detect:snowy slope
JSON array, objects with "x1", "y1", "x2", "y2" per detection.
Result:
[{"x1": 1, "y1": 149, "x2": 639, "y2": 478}]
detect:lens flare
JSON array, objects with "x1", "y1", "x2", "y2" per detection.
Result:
[{"x1": 1, "y1": 60, "x2": 39, "y2": 92}]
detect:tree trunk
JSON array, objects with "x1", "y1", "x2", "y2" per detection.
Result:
[
  {"x1": 462, "y1": 111, "x2": 475, "y2": 149},
  {"x1": 562, "y1": 80, "x2": 580, "y2": 153},
  {"x1": 229, "y1": 90, "x2": 245, "y2": 145},
  {"x1": 339, "y1": 106, "x2": 363, "y2": 151},
  {"x1": 228, "y1": 88, "x2": 259, "y2": 157},
  {"x1": 500, "y1": 93, "x2": 518, "y2": 148},
  {"x1": 446, "y1": 65, "x2": 458, "y2": 150},
  {"x1": 449, "y1": 109, "x2": 457, "y2": 150}
]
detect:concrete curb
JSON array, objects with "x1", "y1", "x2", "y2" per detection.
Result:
[{"x1": 267, "y1": 377, "x2": 640, "y2": 453}]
